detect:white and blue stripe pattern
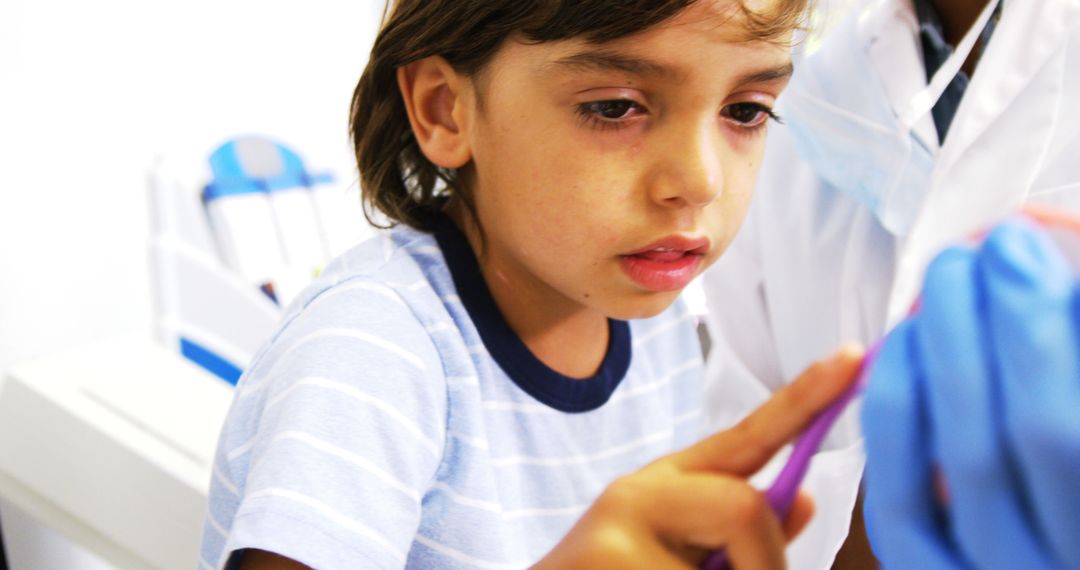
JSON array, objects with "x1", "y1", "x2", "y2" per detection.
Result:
[{"x1": 201, "y1": 222, "x2": 706, "y2": 569}]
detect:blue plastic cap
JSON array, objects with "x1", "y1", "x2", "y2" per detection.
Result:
[
  {"x1": 202, "y1": 178, "x2": 264, "y2": 202},
  {"x1": 307, "y1": 172, "x2": 336, "y2": 186},
  {"x1": 265, "y1": 173, "x2": 308, "y2": 192}
]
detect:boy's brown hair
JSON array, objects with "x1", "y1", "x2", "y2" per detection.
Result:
[{"x1": 351, "y1": 0, "x2": 809, "y2": 231}]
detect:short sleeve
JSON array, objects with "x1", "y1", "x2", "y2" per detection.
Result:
[{"x1": 211, "y1": 279, "x2": 448, "y2": 569}]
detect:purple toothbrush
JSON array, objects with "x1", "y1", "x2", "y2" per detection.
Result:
[{"x1": 700, "y1": 342, "x2": 882, "y2": 570}]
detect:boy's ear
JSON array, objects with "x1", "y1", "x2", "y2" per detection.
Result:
[{"x1": 397, "y1": 56, "x2": 473, "y2": 169}]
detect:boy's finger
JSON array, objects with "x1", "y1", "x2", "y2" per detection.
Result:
[
  {"x1": 638, "y1": 472, "x2": 787, "y2": 570},
  {"x1": 674, "y1": 344, "x2": 864, "y2": 474},
  {"x1": 782, "y1": 491, "x2": 815, "y2": 541}
]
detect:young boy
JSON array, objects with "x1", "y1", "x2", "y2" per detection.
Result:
[{"x1": 200, "y1": 1, "x2": 864, "y2": 568}]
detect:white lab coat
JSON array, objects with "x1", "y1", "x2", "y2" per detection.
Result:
[{"x1": 703, "y1": 0, "x2": 1080, "y2": 568}]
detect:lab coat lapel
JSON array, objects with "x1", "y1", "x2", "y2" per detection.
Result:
[
  {"x1": 937, "y1": 0, "x2": 1076, "y2": 174},
  {"x1": 887, "y1": 1, "x2": 1080, "y2": 323},
  {"x1": 861, "y1": 0, "x2": 940, "y2": 153}
]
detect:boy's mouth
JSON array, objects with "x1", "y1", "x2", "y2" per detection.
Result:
[{"x1": 619, "y1": 236, "x2": 709, "y2": 292}]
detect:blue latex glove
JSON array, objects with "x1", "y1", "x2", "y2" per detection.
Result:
[{"x1": 862, "y1": 218, "x2": 1080, "y2": 570}]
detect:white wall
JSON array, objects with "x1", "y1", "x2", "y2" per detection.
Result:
[{"x1": 0, "y1": 0, "x2": 382, "y2": 567}]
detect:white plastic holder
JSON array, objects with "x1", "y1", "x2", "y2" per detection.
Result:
[{"x1": 0, "y1": 338, "x2": 234, "y2": 570}]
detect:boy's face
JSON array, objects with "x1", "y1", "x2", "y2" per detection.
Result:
[{"x1": 463, "y1": 0, "x2": 792, "y2": 321}]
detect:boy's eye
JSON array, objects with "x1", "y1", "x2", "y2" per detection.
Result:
[
  {"x1": 722, "y1": 102, "x2": 778, "y2": 127},
  {"x1": 579, "y1": 100, "x2": 642, "y2": 121},
  {"x1": 575, "y1": 99, "x2": 647, "y2": 132}
]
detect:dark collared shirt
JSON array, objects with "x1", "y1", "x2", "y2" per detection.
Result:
[{"x1": 913, "y1": 0, "x2": 1002, "y2": 142}]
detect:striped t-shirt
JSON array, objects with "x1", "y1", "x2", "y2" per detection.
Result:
[{"x1": 200, "y1": 216, "x2": 707, "y2": 569}]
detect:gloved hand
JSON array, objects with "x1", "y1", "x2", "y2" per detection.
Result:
[{"x1": 861, "y1": 218, "x2": 1080, "y2": 570}]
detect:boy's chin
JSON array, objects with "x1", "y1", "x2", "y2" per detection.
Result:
[{"x1": 603, "y1": 290, "x2": 683, "y2": 321}]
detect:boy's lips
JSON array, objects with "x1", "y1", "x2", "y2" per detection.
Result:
[{"x1": 619, "y1": 235, "x2": 710, "y2": 292}]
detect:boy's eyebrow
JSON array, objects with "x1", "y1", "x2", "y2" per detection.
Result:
[
  {"x1": 548, "y1": 50, "x2": 675, "y2": 78},
  {"x1": 547, "y1": 50, "x2": 793, "y2": 87},
  {"x1": 733, "y1": 62, "x2": 794, "y2": 86}
]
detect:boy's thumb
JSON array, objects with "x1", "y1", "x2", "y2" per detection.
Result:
[{"x1": 673, "y1": 344, "x2": 864, "y2": 475}]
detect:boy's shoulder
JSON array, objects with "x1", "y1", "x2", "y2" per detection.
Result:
[
  {"x1": 326, "y1": 223, "x2": 440, "y2": 282},
  {"x1": 238, "y1": 224, "x2": 457, "y2": 391},
  {"x1": 288, "y1": 224, "x2": 451, "y2": 316},
  {"x1": 256, "y1": 224, "x2": 457, "y2": 358}
]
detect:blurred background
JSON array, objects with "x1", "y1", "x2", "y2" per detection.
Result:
[{"x1": 0, "y1": 0, "x2": 856, "y2": 568}]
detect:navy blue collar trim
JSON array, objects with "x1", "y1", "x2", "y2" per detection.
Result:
[{"x1": 431, "y1": 215, "x2": 631, "y2": 413}]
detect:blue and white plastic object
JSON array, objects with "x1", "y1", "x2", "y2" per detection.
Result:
[
  {"x1": 203, "y1": 136, "x2": 337, "y2": 305},
  {"x1": 151, "y1": 135, "x2": 370, "y2": 385}
]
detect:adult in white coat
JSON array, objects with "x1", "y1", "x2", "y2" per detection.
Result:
[{"x1": 703, "y1": 0, "x2": 1080, "y2": 567}]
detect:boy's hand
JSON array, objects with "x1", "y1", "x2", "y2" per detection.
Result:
[{"x1": 535, "y1": 346, "x2": 864, "y2": 570}]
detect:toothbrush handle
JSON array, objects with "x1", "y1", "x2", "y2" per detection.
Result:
[
  {"x1": 699, "y1": 343, "x2": 880, "y2": 570},
  {"x1": 697, "y1": 400, "x2": 851, "y2": 570}
]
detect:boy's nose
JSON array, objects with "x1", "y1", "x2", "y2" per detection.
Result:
[{"x1": 648, "y1": 123, "x2": 723, "y2": 209}]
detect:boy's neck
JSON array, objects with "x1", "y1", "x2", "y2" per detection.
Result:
[
  {"x1": 446, "y1": 202, "x2": 611, "y2": 379},
  {"x1": 502, "y1": 299, "x2": 611, "y2": 379}
]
